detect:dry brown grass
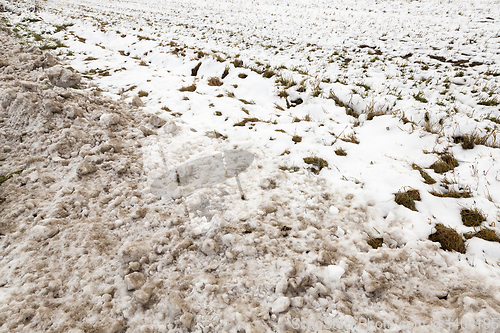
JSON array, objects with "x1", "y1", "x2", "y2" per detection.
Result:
[
  {"x1": 465, "y1": 229, "x2": 500, "y2": 243},
  {"x1": 411, "y1": 164, "x2": 436, "y2": 184},
  {"x1": 335, "y1": 147, "x2": 347, "y2": 156},
  {"x1": 460, "y1": 208, "x2": 486, "y2": 227},
  {"x1": 208, "y1": 77, "x2": 223, "y2": 86},
  {"x1": 429, "y1": 188, "x2": 472, "y2": 198},
  {"x1": 341, "y1": 133, "x2": 360, "y2": 144},
  {"x1": 179, "y1": 83, "x2": 196, "y2": 92},
  {"x1": 138, "y1": 90, "x2": 149, "y2": 97},
  {"x1": 234, "y1": 118, "x2": 262, "y2": 127},
  {"x1": 303, "y1": 157, "x2": 328, "y2": 174},
  {"x1": 367, "y1": 237, "x2": 383, "y2": 249},
  {"x1": 430, "y1": 152, "x2": 458, "y2": 174},
  {"x1": 191, "y1": 62, "x2": 201, "y2": 76},
  {"x1": 395, "y1": 189, "x2": 421, "y2": 211},
  {"x1": 429, "y1": 223, "x2": 466, "y2": 254}
]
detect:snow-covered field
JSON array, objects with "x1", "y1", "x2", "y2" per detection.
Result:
[{"x1": 1, "y1": 0, "x2": 500, "y2": 331}]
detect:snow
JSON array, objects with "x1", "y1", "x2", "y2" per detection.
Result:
[{"x1": 1, "y1": 0, "x2": 500, "y2": 331}]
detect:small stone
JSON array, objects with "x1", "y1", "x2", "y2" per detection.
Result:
[
  {"x1": 114, "y1": 162, "x2": 128, "y2": 174},
  {"x1": 51, "y1": 203, "x2": 69, "y2": 218},
  {"x1": 102, "y1": 294, "x2": 112, "y2": 302},
  {"x1": 131, "y1": 95, "x2": 144, "y2": 107},
  {"x1": 201, "y1": 239, "x2": 219, "y2": 256},
  {"x1": 131, "y1": 208, "x2": 147, "y2": 219},
  {"x1": 43, "y1": 100, "x2": 62, "y2": 113},
  {"x1": 271, "y1": 296, "x2": 290, "y2": 313},
  {"x1": 46, "y1": 66, "x2": 80, "y2": 88},
  {"x1": 275, "y1": 278, "x2": 288, "y2": 295},
  {"x1": 140, "y1": 125, "x2": 156, "y2": 137},
  {"x1": 64, "y1": 105, "x2": 83, "y2": 119},
  {"x1": 124, "y1": 272, "x2": 145, "y2": 290},
  {"x1": 20, "y1": 81, "x2": 40, "y2": 91},
  {"x1": 29, "y1": 225, "x2": 59, "y2": 241},
  {"x1": 315, "y1": 282, "x2": 330, "y2": 296},
  {"x1": 76, "y1": 162, "x2": 97, "y2": 176},
  {"x1": 148, "y1": 115, "x2": 166, "y2": 128},
  {"x1": 238, "y1": 211, "x2": 250, "y2": 221},
  {"x1": 3, "y1": 66, "x2": 14, "y2": 74},
  {"x1": 362, "y1": 271, "x2": 382, "y2": 293},
  {"x1": 164, "y1": 253, "x2": 174, "y2": 265},
  {"x1": 180, "y1": 312, "x2": 194, "y2": 329},
  {"x1": 263, "y1": 204, "x2": 277, "y2": 214},
  {"x1": 0, "y1": 58, "x2": 9, "y2": 67},
  {"x1": 291, "y1": 297, "x2": 304, "y2": 308},
  {"x1": 59, "y1": 68, "x2": 81, "y2": 87},
  {"x1": 59, "y1": 90, "x2": 71, "y2": 99},
  {"x1": 163, "y1": 120, "x2": 178, "y2": 134},
  {"x1": 133, "y1": 289, "x2": 151, "y2": 304},
  {"x1": 119, "y1": 241, "x2": 151, "y2": 263},
  {"x1": 175, "y1": 239, "x2": 192, "y2": 253},
  {"x1": 329, "y1": 206, "x2": 339, "y2": 214},
  {"x1": 317, "y1": 250, "x2": 334, "y2": 266},
  {"x1": 129, "y1": 261, "x2": 141, "y2": 271}
]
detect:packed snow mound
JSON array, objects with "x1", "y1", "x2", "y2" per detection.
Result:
[{"x1": 1, "y1": 6, "x2": 500, "y2": 333}]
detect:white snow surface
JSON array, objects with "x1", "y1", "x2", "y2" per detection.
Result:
[{"x1": 1, "y1": 0, "x2": 500, "y2": 332}]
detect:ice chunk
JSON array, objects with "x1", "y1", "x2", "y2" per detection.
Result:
[
  {"x1": 46, "y1": 66, "x2": 81, "y2": 88},
  {"x1": 100, "y1": 113, "x2": 120, "y2": 127},
  {"x1": 124, "y1": 272, "x2": 145, "y2": 290},
  {"x1": 272, "y1": 296, "x2": 290, "y2": 313}
]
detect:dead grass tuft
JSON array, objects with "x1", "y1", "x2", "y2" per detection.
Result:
[
  {"x1": 454, "y1": 131, "x2": 499, "y2": 149},
  {"x1": 328, "y1": 90, "x2": 357, "y2": 118},
  {"x1": 179, "y1": 84, "x2": 196, "y2": 92},
  {"x1": 453, "y1": 134, "x2": 475, "y2": 149},
  {"x1": 275, "y1": 76, "x2": 297, "y2": 88},
  {"x1": 234, "y1": 118, "x2": 262, "y2": 127},
  {"x1": 0, "y1": 170, "x2": 22, "y2": 186},
  {"x1": 292, "y1": 135, "x2": 302, "y2": 143},
  {"x1": 303, "y1": 157, "x2": 328, "y2": 174},
  {"x1": 464, "y1": 229, "x2": 500, "y2": 243},
  {"x1": 430, "y1": 153, "x2": 458, "y2": 174},
  {"x1": 335, "y1": 147, "x2": 347, "y2": 156},
  {"x1": 395, "y1": 189, "x2": 421, "y2": 211},
  {"x1": 411, "y1": 164, "x2": 436, "y2": 184},
  {"x1": 341, "y1": 133, "x2": 360, "y2": 144},
  {"x1": 279, "y1": 165, "x2": 300, "y2": 172},
  {"x1": 367, "y1": 237, "x2": 383, "y2": 249},
  {"x1": 274, "y1": 103, "x2": 285, "y2": 111},
  {"x1": 278, "y1": 90, "x2": 289, "y2": 98},
  {"x1": 138, "y1": 90, "x2": 149, "y2": 97},
  {"x1": 222, "y1": 66, "x2": 230, "y2": 79},
  {"x1": 262, "y1": 69, "x2": 276, "y2": 78},
  {"x1": 429, "y1": 188, "x2": 472, "y2": 198},
  {"x1": 232, "y1": 59, "x2": 244, "y2": 68},
  {"x1": 239, "y1": 99, "x2": 254, "y2": 105},
  {"x1": 429, "y1": 223, "x2": 466, "y2": 254},
  {"x1": 460, "y1": 208, "x2": 486, "y2": 227},
  {"x1": 191, "y1": 62, "x2": 202, "y2": 76},
  {"x1": 478, "y1": 97, "x2": 499, "y2": 106},
  {"x1": 208, "y1": 77, "x2": 223, "y2": 86},
  {"x1": 213, "y1": 130, "x2": 228, "y2": 140}
]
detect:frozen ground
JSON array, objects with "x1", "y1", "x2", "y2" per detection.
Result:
[{"x1": 1, "y1": 0, "x2": 500, "y2": 332}]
